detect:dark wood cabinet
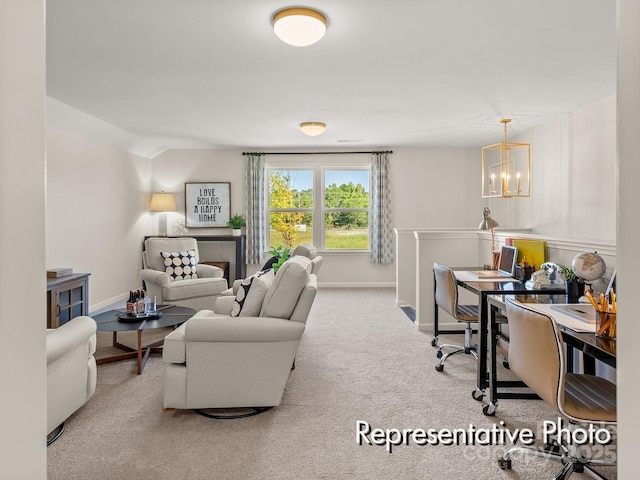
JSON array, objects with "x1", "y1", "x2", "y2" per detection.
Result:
[{"x1": 47, "y1": 273, "x2": 90, "y2": 328}]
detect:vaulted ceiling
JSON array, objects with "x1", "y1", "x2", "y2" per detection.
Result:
[{"x1": 46, "y1": 1, "x2": 616, "y2": 154}]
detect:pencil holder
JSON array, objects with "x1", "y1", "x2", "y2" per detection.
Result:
[{"x1": 596, "y1": 311, "x2": 616, "y2": 339}]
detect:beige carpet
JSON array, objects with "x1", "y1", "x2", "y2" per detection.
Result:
[{"x1": 47, "y1": 288, "x2": 617, "y2": 479}]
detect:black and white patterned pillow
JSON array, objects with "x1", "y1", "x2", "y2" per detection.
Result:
[
  {"x1": 161, "y1": 250, "x2": 198, "y2": 281},
  {"x1": 231, "y1": 269, "x2": 275, "y2": 317}
]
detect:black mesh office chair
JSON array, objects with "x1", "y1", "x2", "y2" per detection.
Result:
[{"x1": 499, "y1": 298, "x2": 616, "y2": 479}]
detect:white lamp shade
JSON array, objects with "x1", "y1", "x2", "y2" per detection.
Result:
[
  {"x1": 273, "y1": 8, "x2": 327, "y2": 47},
  {"x1": 149, "y1": 193, "x2": 177, "y2": 212},
  {"x1": 300, "y1": 122, "x2": 326, "y2": 136}
]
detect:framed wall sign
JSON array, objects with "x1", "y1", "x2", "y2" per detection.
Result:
[{"x1": 185, "y1": 182, "x2": 231, "y2": 228}]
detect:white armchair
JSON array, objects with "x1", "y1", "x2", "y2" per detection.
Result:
[
  {"x1": 47, "y1": 316, "x2": 97, "y2": 443},
  {"x1": 292, "y1": 243, "x2": 323, "y2": 275},
  {"x1": 140, "y1": 237, "x2": 228, "y2": 311},
  {"x1": 163, "y1": 255, "x2": 317, "y2": 417}
]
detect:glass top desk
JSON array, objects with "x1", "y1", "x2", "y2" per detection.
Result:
[
  {"x1": 483, "y1": 293, "x2": 616, "y2": 416},
  {"x1": 436, "y1": 268, "x2": 566, "y2": 409}
]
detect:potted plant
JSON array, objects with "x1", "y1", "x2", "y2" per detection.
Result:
[
  {"x1": 557, "y1": 264, "x2": 586, "y2": 299},
  {"x1": 227, "y1": 214, "x2": 246, "y2": 236},
  {"x1": 266, "y1": 245, "x2": 291, "y2": 272}
]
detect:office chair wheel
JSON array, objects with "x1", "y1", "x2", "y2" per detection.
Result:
[
  {"x1": 435, "y1": 364, "x2": 444, "y2": 372},
  {"x1": 503, "y1": 359, "x2": 510, "y2": 369},
  {"x1": 471, "y1": 389, "x2": 484, "y2": 401},
  {"x1": 498, "y1": 458, "x2": 511, "y2": 470},
  {"x1": 431, "y1": 337, "x2": 438, "y2": 347},
  {"x1": 436, "y1": 350, "x2": 443, "y2": 359},
  {"x1": 483, "y1": 404, "x2": 497, "y2": 416}
]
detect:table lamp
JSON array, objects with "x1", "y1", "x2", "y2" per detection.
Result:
[
  {"x1": 149, "y1": 192, "x2": 177, "y2": 236},
  {"x1": 479, "y1": 207, "x2": 500, "y2": 269}
]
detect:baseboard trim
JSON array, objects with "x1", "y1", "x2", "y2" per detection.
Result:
[{"x1": 90, "y1": 292, "x2": 128, "y2": 315}]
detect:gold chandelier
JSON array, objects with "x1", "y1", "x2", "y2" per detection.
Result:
[{"x1": 481, "y1": 118, "x2": 531, "y2": 198}]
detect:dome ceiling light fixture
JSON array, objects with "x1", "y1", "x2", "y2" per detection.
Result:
[
  {"x1": 300, "y1": 122, "x2": 326, "y2": 136},
  {"x1": 272, "y1": 7, "x2": 327, "y2": 47}
]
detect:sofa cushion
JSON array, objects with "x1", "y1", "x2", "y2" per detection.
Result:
[
  {"x1": 163, "y1": 277, "x2": 227, "y2": 301},
  {"x1": 260, "y1": 256, "x2": 311, "y2": 319},
  {"x1": 161, "y1": 250, "x2": 198, "y2": 280},
  {"x1": 231, "y1": 269, "x2": 275, "y2": 317}
]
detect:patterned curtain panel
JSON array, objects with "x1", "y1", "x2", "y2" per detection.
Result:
[
  {"x1": 245, "y1": 153, "x2": 266, "y2": 264},
  {"x1": 370, "y1": 152, "x2": 393, "y2": 264}
]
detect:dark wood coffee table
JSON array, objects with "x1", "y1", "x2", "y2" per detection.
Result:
[{"x1": 93, "y1": 305, "x2": 195, "y2": 374}]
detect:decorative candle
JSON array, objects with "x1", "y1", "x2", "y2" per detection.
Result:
[{"x1": 516, "y1": 172, "x2": 521, "y2": 192}]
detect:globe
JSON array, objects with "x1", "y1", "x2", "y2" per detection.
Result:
[{"x1": 571, "y1": 251, "x2": 606, "y2": 281}]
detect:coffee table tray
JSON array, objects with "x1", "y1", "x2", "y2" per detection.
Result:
[{"x1": 116, "y1": 311, "x2": 162, "y2": 323}]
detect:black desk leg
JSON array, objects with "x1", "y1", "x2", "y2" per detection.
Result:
[
  {"x1": 472, "y1": 292, "x2": 489, "y2": 402},
  {"x1": 566, "y1": 344, "x2": 575, "y2": 373},
  {"x1": 483, "y1": 303, "x2": 501, "y2": 416},
  {"x1": 583, "y1": 355, "x2": 596, "y2": 375}
]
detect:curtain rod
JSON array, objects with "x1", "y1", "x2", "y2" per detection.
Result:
[{"x1": 242, "y1": 150, "x2": 393, "y2": 156}]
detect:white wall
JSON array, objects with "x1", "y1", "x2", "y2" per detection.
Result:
[
  {"x1": 151, "y1": 148, "x2": 245, "y2": 237},
  {"x1": 391, "y1": 147, "x2": 482, "y2": 228},
  {"x1": 617, "y1": 0, "x2": 640, "y2": 475},
  {"x1": 0, "y1": 0, "x2": 47, "y2": 477},
  {"x1": 489, "y1": 95, "x2": 617, "y2": 243},
  {"x1": 46, "y1": 127, "x2": 152, "y2": 310}
]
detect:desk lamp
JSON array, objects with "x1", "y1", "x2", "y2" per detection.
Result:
[
  {"x1": 479, "y1": 207, "x2": 500, "y2": 269},
  {"x1": 150, "y1": 192, "x2": 177, "y2": 236}
]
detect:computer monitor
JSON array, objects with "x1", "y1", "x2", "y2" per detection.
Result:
[{"x1": 497, "y1": 245, "x2": 518, "y2": 276}]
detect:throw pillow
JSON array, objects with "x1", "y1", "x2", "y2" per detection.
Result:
[
  {"x1": 231, "y1": 269, "x2": 275, "y2": 317},
  {"x1": 161, "y1": 250, "x2": 198, "y2": 280}
]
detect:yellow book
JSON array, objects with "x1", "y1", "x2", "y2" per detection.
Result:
[{"x1": 512, "y1": 239, "x2": 546, "y2": 270}]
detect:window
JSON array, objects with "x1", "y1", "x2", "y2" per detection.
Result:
[{"x1": 267, "y1": 166, "x2": 370, "y2": 251}]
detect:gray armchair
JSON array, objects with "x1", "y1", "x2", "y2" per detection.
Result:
[
  {"x1": 140, "y1": 237, "x2": 228, "y2": 311},
  {"x1": 47, "y1": 316, "x2": 97, "y2": 444},
  {"x1": 163, "y1": 255, "x2": 317, "y2": 417}
]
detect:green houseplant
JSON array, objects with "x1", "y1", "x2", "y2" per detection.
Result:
[
  {"x1": 227, "y1": 214, "x2": 246, "y2": 236},
  {"x1": 557, "y1": 264, "x2": 585, "y2": 299},
  {"x1": 267, "y1": 245, "x2": 291, "y2": 272}
]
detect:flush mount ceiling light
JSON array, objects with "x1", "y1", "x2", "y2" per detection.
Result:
[
  {"x1": 273, "y1": 7, "x2": 327, "y2": 47},
  {"x1": 300, "y1": 122, "x2": 326, "y2": 136}
]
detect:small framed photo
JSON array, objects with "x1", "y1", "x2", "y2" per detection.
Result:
[{"x1": 185, "y1": 182, "x2": 231, "y2": 228}]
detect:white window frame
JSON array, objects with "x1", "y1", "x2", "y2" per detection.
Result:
[{"x1": 266, "y1": 163, "x2": 372, "y2": 252}]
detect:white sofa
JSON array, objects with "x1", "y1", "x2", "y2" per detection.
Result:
[
  {"x1": 163, "y1": 255, "x2": 317, "y2": 414},
  {"x1": 140, "y1": 237, "x2": 228, "y2": 311},
  {"x1": 47, "y1": 316, "x2": 97, "y2": 443}
]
